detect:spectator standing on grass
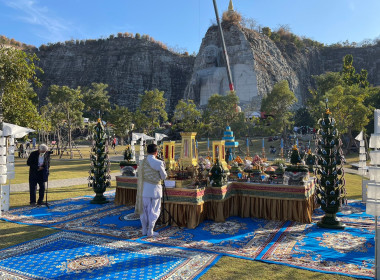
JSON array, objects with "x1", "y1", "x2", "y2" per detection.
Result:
[
  {"x1": 18, "y1": 143, "x2": 24, "y2": 158},
  {"x1": 32, "y1": 138, "x2": 36, "y2": 149},
  {"x1": 27, "y1": 144, "x2": 51, "y2": 206},
  {"x1": 112, "y1": 136, "x2": 116, "y2": 149}
]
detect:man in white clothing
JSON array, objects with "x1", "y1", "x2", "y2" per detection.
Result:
[{"x1": 135, "y1": 143, "x2": 167, "y2": 237}]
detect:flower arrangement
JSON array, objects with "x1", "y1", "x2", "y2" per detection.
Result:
[
  {"x1": 251, "y1": 155, "x2": 263, "y2": 169},
  {"x1": 243, "y1": 159, "x2": 253, "y2": 173},
  {"x1": 120, "y1": 145, "x2": 137, "y2": 169},
  {"x1": 272, "y1": 158, "x2": 286, "y2": 166},
  {"x1": 234, "y1": 156, "x2": 243, "y2": 165},
  {"x1": 198, "y1": 157, "x2": 212, "y2": 170},
  {"x1": 123, "y1": 145, "x2": 133, "y2": 161},
  {"x1": 229, "y1": 162, "x2": 242, "y2": 173}
]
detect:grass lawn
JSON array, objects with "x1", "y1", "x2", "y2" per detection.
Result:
[
  {"x1": 1, "y1": 139, "x2": 364, "y2": 279},
  {"x1": 12, "y1": 145, "x2": 126, "y2": 184},
  {"x1": 201, "y1": 256, "x2": 353, "y2": 280}
]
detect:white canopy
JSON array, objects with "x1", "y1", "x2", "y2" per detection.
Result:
[
  {"x1": 355, "y1": 130, "x2": 364, "y2": 141},
  {"x1": 0, "y1": 122, "x2": 35, "y2": 138},
  {"x1": 132, "y1": 133, "x2": 155, "y2": 142},
  {"x1": 155, "y1": 133, "x2": 168, "y2": 142}
]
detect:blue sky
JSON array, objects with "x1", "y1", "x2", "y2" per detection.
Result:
[{"x1": 1, "y1": 0, "x2": 380, "y2": 54}]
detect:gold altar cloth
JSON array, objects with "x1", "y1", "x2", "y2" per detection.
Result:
[{"x1": 115, "y1": 176, "x2": 315, "y2": 229}]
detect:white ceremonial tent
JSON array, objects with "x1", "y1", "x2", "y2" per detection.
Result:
[
  {"x1": 0, "y1": 123, "x2": 29, "y2": 215},
  {"x1": 0, "y1": 122, "x2": 35, "y2": 138},
  {"x1": 131, "y1": 133, "x2": 155, "y2": 142},
  {"x1": 131, "y1": 133, "x2": 155, "y2": 163},
  {"x1": 154, "y1": 133, "x2": 168, "y2": 143}
]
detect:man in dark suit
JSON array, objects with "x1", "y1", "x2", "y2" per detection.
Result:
[{"x1": 27, "y1": 144, "x2": 51, "y2": 206}]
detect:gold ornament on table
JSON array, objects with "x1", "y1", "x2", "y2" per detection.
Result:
[
  {"x1": 212, "y1": 140, "x2": 228, "y2": 170},
  {"x1": 162, "y1": 141, "x2": 176, "y2": 171},
  {"x1": 180, "y1": 132, "x2": 198, "y2": 167}
]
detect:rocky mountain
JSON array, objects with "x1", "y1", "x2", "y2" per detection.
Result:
[
  {"x1": 32, "y1": 23, "x2": 380, "y2": 113},
  {"x1": 35, "y1": 37, "x2": 195, "y2": 112}
]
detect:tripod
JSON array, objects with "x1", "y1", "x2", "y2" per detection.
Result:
[
  {"x1": 43, "y1": 178, "x2": 51, "y2": 209},
  {"x1": 158, "y1": 183, "x2": 180, "y2": 228},
  {"x1": 42, "y1": 151, "x2": 53, "y2": 209}
]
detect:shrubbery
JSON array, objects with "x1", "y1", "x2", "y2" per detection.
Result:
[{"x1": 222, "y1": 10, "x2": 242, "y2": 25}]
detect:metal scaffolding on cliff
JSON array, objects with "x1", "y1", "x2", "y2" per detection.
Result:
[{"x1": 212, "y1": 0, "x2": 234, "y2": 92}]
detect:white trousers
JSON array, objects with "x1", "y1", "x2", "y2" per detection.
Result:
[{"x1": 140, "y1": 197, "x2": 161, "y2": 235}]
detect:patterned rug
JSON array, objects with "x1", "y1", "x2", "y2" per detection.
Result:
[
  {"x1": 0, "y1": 231, "x2": 220, "y2": 280},
  {"x1": 141, "y1": 201, "x2": 375, "y2": 279},
  {"x1": 257, "y1": 202, "x2": 375, "y2": 279},
  {"x1": 56, "y1": 205, "x2": 143, "y2": 239},
  {"x1": 142, "y1": 217, "x2": 287, "y2": 259},
  {"x1": 1, "y1": 193, "x2": 118, "y2": 227},
  {"x1": 1, "y1": 193, "x2": 376, "y2": 279}
]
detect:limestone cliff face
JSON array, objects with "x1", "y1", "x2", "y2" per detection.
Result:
[
  {"x1": 184, "y1": 23, "x2": 323, "y2": 110},
  {"x1": 33, "y1": 23, "x2": 380, "y2": 113},
  {"x1": 320, "y1": 46, "x2": 380, "y2": 86},
  {"x1": 35, "y1": 37, "x2": 195, "y2": 112}
]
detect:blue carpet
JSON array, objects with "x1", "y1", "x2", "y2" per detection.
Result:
[
  {"x1": 0, "y1": 231, "x2": 220, "y2": 280},
  {"x1": 257, "y1": 201, "x2": 375, "y2": 279},
  {"x1": 142, "y1": 201, "x2": 375, "y2": 279},
  {"x1": 56, "y1": 205, "x2": 144, "y2": 239},
  {"x1": 143, "y1": 217, "x2": 287, "y2": 259},
  {"x1": 1, "y1": 193, "x2": 375, "y2": 279},
  {"x1": 1, "y1": 193, "x2": 118, "y2": 227}
]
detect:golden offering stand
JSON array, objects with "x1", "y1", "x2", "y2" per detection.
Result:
[
  {"x1": 212, "y1": 140, "x2": 228, "y2": 170},
  {"x1": 180, "y1": 132, "x2": 198, "y2": 167},
  {"x1": 163, "y1": 141, "x2": 176, "y2": 170}
]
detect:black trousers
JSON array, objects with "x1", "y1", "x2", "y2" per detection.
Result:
[{"x1": 29, "y1": 175, "x2": 46, "y2": 204}]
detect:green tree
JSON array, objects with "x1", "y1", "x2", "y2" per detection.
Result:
[
  {"x1": 308, "y1": 72, "x2": 343, "y2": 125},
  {"x1": 293, "y1": 107, "x2": 314, "y2": 128},
  {"x1": 108, "y1": 105, "x2": 133, "y2": 144},
  {"x1": 134, "y1": 89, "x2": 167, "y2": 133},
  {"x1": 3, "y1": 82, "x2": 43, "y2": 129},
  {"x1": 0, "y1": 46, "x2": 43, "y2": 129},
  {"x1": 37, "y1": 103, "x2": 53, "y2": 143},
  {"x1": 325, "y1": 85, "x2": 372, "y2": 152},
  {"x1": 40, "y1": 102, "x2": 66, "y2": 154},
  {"x1": 47, "y1": 85, "x2": 84, "y2": 158},
  {"x1": 171, "y1": 99, "x2": 201, "y2": 132},
  {"x1": 260, "y1": 80, "x2": 297, "y2": 139},
  {"x1": 365, "y1": 87, "x2": 380, "y2": 134},
  {"x1": 262, "y1": 27, "x2": 272, "y2": 37},
  {"x1": 230, "y1": 111, "x2": 251, "y2": 138},
  {"x1": 202, "y1": 92, "x2": 240, "y2": 136},
  {"x1": 341, "y1": 54, "x2": 369, "y2": 88},
  {"x1": 309, "y1": 55, "x2": 372, "y2": 153},
  {"x1": 82, "y1": 83, "x2": 111, "y2": 121}
]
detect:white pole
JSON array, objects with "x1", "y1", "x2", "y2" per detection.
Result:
[{"x1": 376, "y1": 216, "x2": 379, "y2": 279}]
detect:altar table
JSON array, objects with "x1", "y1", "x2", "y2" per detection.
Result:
[{"x1": 115, "y1": 176, "x2": 316, "y2": 229}]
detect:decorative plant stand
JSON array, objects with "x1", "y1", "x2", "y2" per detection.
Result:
[
  {"x1": 89, "y1": 119, "x2": 111, "y2": 204},
  {"x1": 315, "y1": 102, "x2": 346, "y2": 229}
]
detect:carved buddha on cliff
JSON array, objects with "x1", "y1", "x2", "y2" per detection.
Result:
[{"x1": 186, "y1": 45, "x2": 229, "y2": 105}]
